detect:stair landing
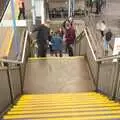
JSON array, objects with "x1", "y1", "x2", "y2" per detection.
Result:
[{"x1": 24, "y1": 56, "x2": 95, "y2": 93}]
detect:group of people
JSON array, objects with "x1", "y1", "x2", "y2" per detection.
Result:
[
  {"x1": 48, "y1": 18, "x2": 76, "y2": 57},
  {"x1": 31, "y1": 17, "x2": 76, "y2": 57},
  {"x1": 96, "y1": 20, "x2": 113, "y2": 56}
]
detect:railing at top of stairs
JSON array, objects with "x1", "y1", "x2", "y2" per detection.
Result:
[
  {"x1": 78, "y1": 27, "x2": 120, "y2": 100},
  {"x1": 0, "y1": 30, "x2": 31, "y2": 118}
]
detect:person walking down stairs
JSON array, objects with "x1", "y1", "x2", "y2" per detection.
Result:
[{"x1": 18, "y1": 0, "x2": 26, "y2": 19}]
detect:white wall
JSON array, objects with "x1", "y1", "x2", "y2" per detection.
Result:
[{"x1": 34, "y1": 0, "x2": 45, "y2": 24}]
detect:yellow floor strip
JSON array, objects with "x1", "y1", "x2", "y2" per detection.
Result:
[
  {"x1": 20, "y1": 95, "x2": 105, "y2": 99},
  {"x1": 20, "y1": 96, "x2": 107, "y2": 101},
  {"x1": 8, "y1": 107, "x2": 120, "y2": 115},
  {"x1": 12, "y1": 103, "x2": 119, "y2": 112},
  {"x1": 14, "y1": 101, "x2": 116, "y2": 108},
  {"x1": 18, "y1": 98, "x2": 108, "y2": 103},
  {"x1": 17, "y1": 98, "x2": 110, "y2": 104},
  {"x1": 19, "y1": 95, "x2": 107, "y2": 100},
  {"x1": 28, "y1": 56, "x2": 84, "y2": 61},
  {"x1": 4, "y1": 93, "x2": 120, "y2": 119},
  {"x1": 10, "y1": 103, "x2": 120, "y2": 111},
  {"x1": 30, "y1": 115, "x2": 120, "y2": 120},
  {"x1": 4, "y1": 110, "x2": 120, "y2": 119}
]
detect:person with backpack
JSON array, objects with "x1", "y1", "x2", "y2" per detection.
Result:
[{"x1": 104, "y1": 29, "x2": 113, "y2": 56}]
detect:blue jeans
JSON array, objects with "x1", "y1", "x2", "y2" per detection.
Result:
[{"x1": 104, "y1": 40, "x2": 109, "y2": 50}]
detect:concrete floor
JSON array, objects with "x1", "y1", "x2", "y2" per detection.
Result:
[{"x1": 24, "y1": 56, "x2": 95, "y2": 94}]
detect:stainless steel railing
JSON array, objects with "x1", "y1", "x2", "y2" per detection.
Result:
[
  {"x1": 0, "y1": 30, "x2": 30, "y2": 118},
  {"x1": 78, "y1": 26, "x2": 120, "y2": 100}
]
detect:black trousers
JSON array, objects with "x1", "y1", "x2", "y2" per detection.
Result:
[
  {"x1": 54, "y1": 50, "x2": 63, "y2": 57},
  {"x1": 37, "y1": 44, "x2": 47, "y2": 57},
  {"x1": 66, "y1": 43, "x2": 74, "y2": 56},
  {"x1": 100, "y1": 30, "x2": 104, "y2": 37},
  {"x1": 18, "y1": 8, "x2": 25, "y2": 19}
]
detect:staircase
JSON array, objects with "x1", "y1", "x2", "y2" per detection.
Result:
[{"x1": 3, "y1": 92, "x2": 120, "y2": 120}]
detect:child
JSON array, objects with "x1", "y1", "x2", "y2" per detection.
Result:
[{"x1": 51, "y1": 32, "x2": 63, "y2": 57}]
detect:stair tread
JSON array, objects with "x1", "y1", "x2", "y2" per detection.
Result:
[{"x1": 3, "y1": 92, "x2": 120, "y2": 120}]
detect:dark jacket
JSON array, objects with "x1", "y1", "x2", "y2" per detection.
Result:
[
  {"x1": 105, "y1": 31, "x2": 112, "y2": 41},
  {"x1": 65, "y1": 27, "x2": 76, "y2": 44},
  {"x1": 33, "y1": 24, "x2": 50, "y2": 44}
]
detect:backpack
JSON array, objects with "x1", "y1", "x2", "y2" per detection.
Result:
[{"x1": 105, "y1": 31, "x2": 112, "y2": 42}]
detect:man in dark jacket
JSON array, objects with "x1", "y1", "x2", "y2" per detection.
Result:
[
  {"x1": 104, "y1": 29, "x2": 112, "y2": 56},
  {"x1": 105, "y1": 29, "x2": 112, "y2": 42},
  {"x1": 32, "y1": 23, "x2": 50, "y2": 57},
  {"x1": 65, "y1": 21, "x2": 76, "y2": 56}
]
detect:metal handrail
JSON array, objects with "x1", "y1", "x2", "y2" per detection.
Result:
[
  {"x1": 0, "y1": 30, "x2": 29, "y2": 64},
  {"x1": 84, "y1": 27, "x2": 120, "y2": 62}
]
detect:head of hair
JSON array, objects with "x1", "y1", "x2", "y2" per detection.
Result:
[{"x1": 102, "y1": 20, "x2": 105, "y2": 24}]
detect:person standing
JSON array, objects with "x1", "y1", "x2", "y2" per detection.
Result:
[
  {"x1": 65, "y1": 20, "x2": 76, "y2": 56},
  {"x1": 32, "y1": 22, "x2": 50, "y2": 57},
  {"x1": 51, "y1": 32, "x2": 63, "y2": 57},
  {"x1": 18, "y1": 0, "x2": 25, "y2": 19}
]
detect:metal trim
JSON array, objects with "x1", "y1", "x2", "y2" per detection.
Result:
[
  {"x1": 84, "y1": 28, "x2": 120, "y2": 62},
  {"x1": 0, "y1": 30, "x2": 29, "y2": 64}
]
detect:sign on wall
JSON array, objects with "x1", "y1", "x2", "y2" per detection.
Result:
[{"x1": 113, "y1": 37, "x2": 120, "y2": 62}]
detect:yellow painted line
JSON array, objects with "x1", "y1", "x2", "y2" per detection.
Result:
[
  {"x1": 19, "y1": 96, "x2": 107, "y2": 101},
  {"x1": 18, "y1": 96, "x2": 108, "y2": 101},
  {"x1": 14, "y1": 102, "x2": 118, "y2": 109},
  {"x1": 8, "y1": 107, "x2": 120, "y2": 115},
  {"x1": 11, "y1": 103, "x2": 120, "y2": 111},
  {"x1": 5, "y1": 31, "x2": 14, "y2": 56},
  {"x1": 17, "y1": 100, "x2": 110, "y2": 104},
  {"x1": 16, "y1": 99, "x2": 112, "y2": 105},
  {"x1": 28, "y1": 56, "x2": 84, "y2": 60},
  {"x1": 4, "y1": 110, "x2": 120, "y2": 119},
  {"x1": 28, "y1": 115, "x2": 120, "y2": 120},
  {"x1": 18, "y1": 99, "x2": 109, "y2": 103}
]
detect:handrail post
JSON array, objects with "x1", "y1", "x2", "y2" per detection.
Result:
[
  {"x1": 7, "y1": 65, "x2": 14, "y2": 104},
  {"x1": 111, "y1": 59, "x2": 120, "y2": 99},
  {"x1": 96, "y1": 61, "x2": 101, "y2": 91}
]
